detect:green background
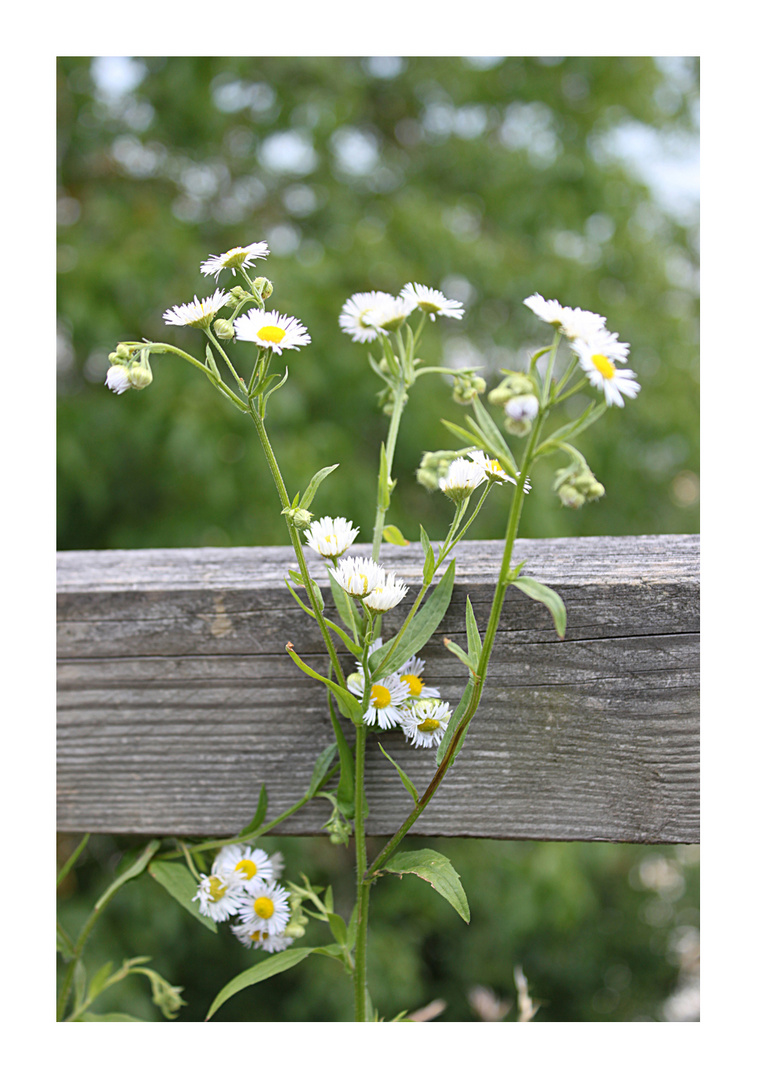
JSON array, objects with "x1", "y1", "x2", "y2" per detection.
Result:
[{"x1": 56, "y1": 56, "x2": 699, "y2": 1022}]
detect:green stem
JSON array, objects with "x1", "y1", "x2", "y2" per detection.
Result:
[
  {"x1": 371, "y1": 381, "x2": 406, "y2": 562},
  {"x1": 249, "y1": 406, "x2": 347, "y2": 688},
  {"x1": 352, "y1": 723, "x2": 371, "y2": 1021},
  {"x1": 367, "y1": 418, "x2": 545, "y2": 877}
]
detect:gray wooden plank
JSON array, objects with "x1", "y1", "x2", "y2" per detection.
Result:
[{"x1": 57, "y1": 534, "x2": 699, "y2": 842}]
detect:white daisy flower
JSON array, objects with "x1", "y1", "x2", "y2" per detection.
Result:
[
  {"x1": 237, "y1": 881, "x2": 291, "y2": 937},
  {"x1": 304, "y1": 516, "x2": 360, "y2": 559},
  {"x1": 400, "y1": 699, "x2": 452, "y2": 749},
  {"x1": 350, "y1": 671, "x2": 411, "y2": 729},
  {"x1": 523, "y1": 294, "x2": 606, "y2": 342},
  {"x1": 200, "y1": 241, "x2": 269, "y2": 279},
  {"x1": 105, "y1": 366, "x2": 132, "y2": 395},
  {"x1": 468, "y1": 450, "x2": 518, "y2": 487},
  {"x1": 231, "y1": 921, "x2": 293, "y2": 952},
  {"x1": 332, "y1": 555, "x2": 384, "y2": 598},
  {"x1": 572, "y1": 337, "x2": 640, "y2": 408},
  {"x1": 364, "y1": 570, "x2": 408, "y2": 614},
  {"x1": 370, "y1": 292, "x2": 416, "y2": 333},
  {"x1": 401, "y1": 282, "x2": 465, "y2": 321},
  {"x1": 233, "y1": 309, "x2": 311, "y2": 353},
  {"x1": 163, "y1": 289, "x2": 231, "y2": 329},
  {"x1": 269, "y1": 851, "x2": 285, "y2": 879},
  {"x1": 339, "y1": 291, "x2": 396, "y2": 343},
  {"x1": 193, "y1": 872, "x2": 245, "y2": 922},
  {"x1": 439, "y1": 457, "x2": 487, "y2": 501},
  {"x1": 397, "y1": 655, "x2": 440, "y2": 701},
  {"x1": 212, "y1": 844, "x2": 276, "y2": 892},
  {"x1": 504, "y1": 395, "x2": 540, "y2": 423}
]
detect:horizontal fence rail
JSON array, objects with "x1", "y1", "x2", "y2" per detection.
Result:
[{"x1": 57, "y1": 534, "x2": 699, "y2": 843}]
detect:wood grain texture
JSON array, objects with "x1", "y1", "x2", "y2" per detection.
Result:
[{"x1": 57, "y1": 534, "x2": 699, "y2": 843}]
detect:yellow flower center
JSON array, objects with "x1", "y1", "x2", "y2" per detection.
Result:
[
  {"x1": 591, "y1": 353, "x2": 616, "y2": 380},
  {"x1": 208, "y1": 875, "x2": 228, "y2": 902},
  {"x1": 258, "y1": 325, "x2": 286, "y2": 344},
  {"x1": 401, "y1": 674, "x2": 424, "y2": 697},
  {"x1": 253, "y1": 896, "x2": 275, "y2": 920},
  {"x1": 235, "y1": 859, "x2": 258, "y2": 880},
  {"x1": 371, "y1": 684, "x2": 392, "y2": 709},
  {"x1": 417, "y1": 715, "x2": 440, "y2": 733},
  {"x1": 486, "y1": 458, "x2": 506, "y2": 477}
]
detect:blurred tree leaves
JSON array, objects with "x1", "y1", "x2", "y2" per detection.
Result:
[{"x1": 57, "y1": 55, "x2": 698, "y2": 550}]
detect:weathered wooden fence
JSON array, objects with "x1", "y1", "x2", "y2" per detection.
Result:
[{"x1": 57, "y1": 533, "x2": 699, "y2": 844}]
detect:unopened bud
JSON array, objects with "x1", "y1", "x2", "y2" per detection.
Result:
[
  {"x1": 558, "y1": 483, "x2": 585, "y2": 509},
  {"x1": 504, "y1": 416, "x2": 533, "y2": 437},
  {"x1": 281, "y1": 507, "x2": 314, "y2": 530},
  {"x1": 115, "y1": 342, "x2": 133, "y2": 361},
  {"x1": 253, "y1": 276, "x2": 274, "y2": 300},
  {"x1": 127, "y1": 358, "x2": 153, "y2": 389},
  {"x1": 488, "y1": 372, "x2": 536, "y2": 406},
  {"x1": 228, "y1": 285, "x2": 252, "y2": 302},
  {"x1": 452, "y1": 372, "x2": 487, "y2": 405},
  {"x1": 213, "y1": 318, "x2": 235, "y2": 340}
]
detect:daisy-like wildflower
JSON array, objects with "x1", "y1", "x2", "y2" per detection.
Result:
[
  {"x1": 369, "y1": 292, "x2": 416, "y2": 333},
  {"x1": 105, "y1": 366, "x2": 132, "y2": 395},
  {"x1": 401, "y1": 282, "x2": 465, "y2": 321},
  {"x1": 339, "y1": 291, "x2": 397, "y2": 343},
  {"x1": 237, "y1": 881, "x2": 291, "y2": 937},
  {"x1": 396, "y1": 655, "x2": 440, "y2": 702},
  {"x1": 468, "y1": 450, "x2": 518, "y2": 487},
  {"x1": 350, "y1": 671, "x2": 411, "y2": 729},
  {"x1": 332, "y1": 555, "x2": 384, "y2": 598},
  {"x1": 364, "y1": 570, "x2": 408, "y2": 614},
  {"x1": 231, "y1": 921, "x2": 294, "y2": 953},
  {"x1": 193, "y1": 872, "x2": 245, "y2": 923},
  {"x1": 400, "y1": 699, "x2": 452, "y2": 749},
  {"x1": 439, "y1": 456, "x2": 487, "y2": 501},
  {"x1": 523, "y1": 294, "x2": 606, "y2": 343},
  {"x1": 572, "y1": 336, "x2": 640, "y2": 408},
  {"x1": 304, "y1": 516, "x2": 360, "y2": 559},
  {"x1": 233, "y1": 309, "x2": 311, "y2": 354},
  {"x1": 200, "y1": 241, "x2": 269, "y2": 280},
  {"x1": 212, "y1": 844, "x2": 277, "y2": 892},
  {"x1": 163, "y1": 289, "x2": 231, "y2": 330}
]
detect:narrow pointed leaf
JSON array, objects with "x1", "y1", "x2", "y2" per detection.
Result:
[
  {"x1": 511, "y1": 576, "x2": 566, "y2": 639},
  {"x1": 300, "y1": 463, "x2": 339, "y2": 510},
  {"x1": 383, "y1": 848, "x2": 470, "y2": 923},
  {"x1": 95, "y1": 839, "x2": 160, "y2": 911},
  {"x1": 377, "y1": 741, "x2": 419, "y2": 804},
  {"x1": 328, "y1": 692, "x2": 355, "y2": 819},
  {"x1": 148, "y1": 860, "x2": 217, "y2": 934},
  {"x1": 286, "y1": 644, "x2": 365, "y2": 727},
  {"x1": 304, "y1": 742, "x2": 338, "y2": 799},
  {"x1": 443, "y1": 636, "x2": 477, "y2": 672},
  {"x1": 465, "y1": 597, "x2": 482, "y2": 666},
  {"x1": 470, "y1": 395, "x2": 518, "y2": 473},
  {"x1": 369, "y1": 560, "x2": 456, "y2": 680},
  {"x1": 205, "y1": 946, "x2": 342, "y2": 1020},
  {"x1": 436, "y1": 677, "x2": 476, "y2": 766},
  {"x1": 382, "y1": 524, "x2": 409, "y2": 547},
  {"x1": 239, "y1": 784, "x2": 268, "y2": 836}
]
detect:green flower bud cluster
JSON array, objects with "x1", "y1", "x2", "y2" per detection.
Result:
[
  {"x1": 252, "y1": 276, "x2": 274, "y2": 300},
  {"x1": 451, "y1": 370, "x2": 487, "y2": 405},
  {"x1": 488, "y1": 371, "x2": 540, "y2": 436},
  {"x1": 213, "y1": 318, "x2": 235, "y2": 340},
  {"x1": 105, "y1": 346, "x2": 153, "y2": 393},
  {"x1": 281, "y1": 506, "x2": 314, "y2": 529},
  {"x1": 554, "y1": 462, "x2": 605, "y2": 509},
  {"x1": 416, "y1": 448, "x2": 475, "y2": 492},
  {"x1": 377, "y1": 384, "x2": 409, "y2": 416},
  {"x1": 283, "y1": 896, "x2": 309, "y2": 940}
]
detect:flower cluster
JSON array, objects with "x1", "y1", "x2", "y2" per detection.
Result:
[
  {"x1": 348, "y1": 644, "x2": 452, "y2": 749},
  {"x1": 193, "y1": 843, "x2": 303, "y2": 954},
  {"x1": 523, "y1": 293, "x2": 639, "y2": 408},
  {"x1": 339, "y1": 283, "x2": 463, "y2": 343}
]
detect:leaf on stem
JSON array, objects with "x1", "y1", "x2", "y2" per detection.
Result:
[
  {"x1": 204, "y1": 945, "x2": 344, "y2": 1020},
  {"x1": 239, "y1": 784, "x2": 268, "y2": 836},
  {"x1": 510, "y1": 576, "x2": 567, "y2": 639},
  {"x1": 443, "y1": 636, "x2": 477, "y2": 672},
  {"x1": 148, "y1": 861, "x2": 218, "y2": 934},
  {"x1": 382, "y1": 524, "x2": 410, "y2": 547},
  {"x1": 377, "y1": 741, "x2": 419, "y2": 804},
  {"x1": 382, "y1": 848, "x2": 470, "y2": 923},
  {"x1": 286, "y1": 643, "x2": 365, "y2": 727},
  {"x1": 300, "y1": 463, "x2": 339, "y2": 511},
  {"x1": 304, "y1": 742, "x2": 339, "y2": 800},
  {"x1": 465, "y1": 596, "x2": 482, "y2": 666},
  {"x1": 435, "y1": 677, "x2": 476, "y2": 767},
  {"x1": 369, "y1": 560, "x2": 456, "y2": 680}
]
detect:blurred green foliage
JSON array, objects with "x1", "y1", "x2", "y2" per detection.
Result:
[
  {"x1": 57, "y1": 833, "x2": 699, "y2": 1022},
  {"x1": 57, "y1": 55, "x2": 698, "y2": 551},
  {"x1": 56, "y1": 57, "x2": 699, "y2": 1023}
]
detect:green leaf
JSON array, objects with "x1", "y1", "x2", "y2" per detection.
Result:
[
  {"x1": 239, "y1": 784, "x2": 268, "y2": 836},
  {"x1": 148, "y1": 860, "x2": 218, "y2": 934},
  {"x1": 436, "y1": 677, "x2": 476, "y2": 767},
  {"x1": 383, "y1": 848, "x2": 470, "y2": 923},
  {"x1": 510, "y1": 576, "x2": 567, "y2": 639},
  {"x1": 87, "y1": 961, "x2": 114, "y2": 1003},
  {"x1": 93, "y1": 839, "x2": 161, "y2": 912},
  {"x1": 327, "y1": 569, "x2": 360, "y2": 637},
  {"x1": 369, "y1": 559, "x2": 456, "y2": 680},
  {"x1": 286, "y1": 643, "x2": 365, "y2": 727},
  {"x1": 382, "y1": 524, "x2": 409, "y2": 547},
  {"x1": 57, "y1": 921, "x2": 75, "y2": 960},
  {"x1": 206, "y1": 947, "x2": 331, "y2": 1019},
  {"x1": 285, "y1": 578, "x2": 362, "y2": 657},
  {"x1": 76, "y1": 1011, "x2": 145, "y2": 1022},
  {"x1": 470, "y1": 395, "x2": 518, "y2": 474},
  {"x1": 300, "y1": 463, "x2": 339, "y2": 510},
  {"x1": 57, "y1": 833, "x2": 90, "y2": 889},
  {"x1": 378, "y1": 442, "x2": 392, "y2": 511},
  {"x1": 305, "y1": 742, "x2": 338, "y2": 799},
  {"x1": 443, "y1": 636, "x2": 477, "y2": 672},
  {"x1": 537, "y1": 402, "x2": 607, "y2": 453},
  {"x1": 377, "y1": 741, "x2": 419, "y2": 803},
  {"x1": 465, "y1": 596, "x2": 482, "y2": 666},
  {"x1": 327, "y1": 693, "x2": 355, "y2": 819},
  {"x1": 327, "y1": 911, "x2": 348, "y2": 946}
]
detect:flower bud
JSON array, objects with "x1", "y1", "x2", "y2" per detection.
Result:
[
  {"x1": 452, "y1": 372, "x2": 487, "y2": 405},
  {"x1": 253, "y1": 276, "x2": 274, "y2": 300},
  {"x1": 503, "y1": 415, "x2": 532, "y2": 437},
  {"x1": 557, "y1": 483, "x2": 586, "y2": 509},
  {"x1": 213, "y1": 318, "x2": 235, "y2": 340},
  {"x1": 127, "y1": 360, "x2": 153, "y2": 390},
  {"x1": 115, "y1": 342, "x2": 133, "y2": 361},
  {"x1": 488, "y1": 372, "x2": 536, "y2": 405},
  {"x1": 505, "y1": 394, "x2": 540, "y2": 422},
  {"x1": 228, "y1": 285, "x2": 252, "y2": 302},
  {"x1": 105, "y1": 364, "x2": 132, "y2": 395},
  {"x1": 281, "y1": 507, "x2": 314, "y2": 530},
  {"x1": 416, "y1": 449, "x2": 474, "y2": 492}
]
